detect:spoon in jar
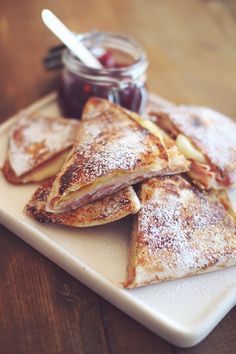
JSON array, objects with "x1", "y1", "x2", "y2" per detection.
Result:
[{"x1": 41, "y1": 9, "x2": 102, "y2": 69}]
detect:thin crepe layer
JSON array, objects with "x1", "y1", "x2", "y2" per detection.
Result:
[
  {"x1": 125, "y1": 175, "x2": 236, "y2": 288},
  {"x1": 2, "y1": 112, "x2": 78, "y2": 184}
]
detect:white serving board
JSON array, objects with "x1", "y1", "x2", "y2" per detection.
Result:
[{"x1": 0, "y1": 93, "x2": 235, "y2": 348}]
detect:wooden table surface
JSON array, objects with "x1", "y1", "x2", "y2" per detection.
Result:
[{"x1": 0, "y1": 0, "x2": 236, "y2": 353}]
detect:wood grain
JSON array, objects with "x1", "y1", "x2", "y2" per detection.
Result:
[{"x1": 0, "y1": 0, "x2": 236, "y2": 353}]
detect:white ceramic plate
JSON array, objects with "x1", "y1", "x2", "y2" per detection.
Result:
[{"x1": 0, "y1": 93, "x2": 235, "y2": 348}]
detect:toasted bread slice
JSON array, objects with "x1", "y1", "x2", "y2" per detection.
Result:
[
  {"x1": 25, "y1": 178, "x2": 140, "y2": 227},
  {"x1": 150, "y1": 106, "x2": 236, "y2": 189},
  {"x1": 46, "y1": 98, "x2": 174, "y2": 213},
  {"x1": 2, "y1": 112, "x2": 79, "y2": 184},
  {"x1": 125, "y1": 175, "x2": 236, "y2": 288}
]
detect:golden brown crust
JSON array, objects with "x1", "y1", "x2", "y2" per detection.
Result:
[
  {"x1": 125, "y1": 175, "x2": 236, "y2": 288},
  {"x1": 47, "y1": 98, "x2": 172, "y2": 212},
  {"x1": 25, "y1": 178, "x2": 140, "y2": 227},
  {"x1": 81, "y1": 97, "x2": 111, "y2": 120}
]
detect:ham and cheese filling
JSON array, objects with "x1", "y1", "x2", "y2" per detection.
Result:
[
  {"x1": 154, "y1": 116, "x2": 231, "y2": 189},
  {"x1": 47, "y1": 168, "x2": 168, "y2": 213}
]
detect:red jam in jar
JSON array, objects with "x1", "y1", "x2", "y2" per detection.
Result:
[{"x1": 58, "y1": 32, "x2": 149, "y2": 118}]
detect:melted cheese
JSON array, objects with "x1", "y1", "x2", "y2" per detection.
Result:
[
  {"x1": 138, "y1": 119, "x2": 165, "y2": 139},
  {"x1": 129, "y1": 114, "x2": 166, "y2": 140},
  {"x1": 23, "y1": 149, "x2": 70, "y2": 183},
  {"x1": 54, "y1": 167, "x2": 165, "y2": 211},
  {"x1": 176, "y1": 134, "x2": 206, "y2": 163}
]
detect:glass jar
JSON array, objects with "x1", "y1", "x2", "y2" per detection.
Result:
[{"x1": 58, "y1": 31, "x2": 149, "y2": 118}]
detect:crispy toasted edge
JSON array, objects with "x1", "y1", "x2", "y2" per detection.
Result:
[
  {"x1": 81, "y1": 97, "x2": 111, "y2": 120},
  {"x1": 123, "y1": 212, "x2": 139, "y2": 288},
  {"x1": 125, "y1": 255, "x2": 236, "y2": 289},
  {"x1": 25, "y1": 177, "x2": 141, "y2": 227}
]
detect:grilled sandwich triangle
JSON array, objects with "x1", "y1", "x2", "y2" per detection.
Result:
[
  {"x1": 125, "y1": 175, "x2": 236, "y2": 288},
  {"x1": 2, "y1": 112, "x2": 79, "y2": 184},
  {"x1": 46, "y1": 98, "x2": 189, "y2": 213},
  {"x1": 150, "y1": 105, "x2": 236, "y2": 189}
]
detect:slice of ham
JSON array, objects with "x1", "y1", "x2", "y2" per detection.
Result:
[
  {"x1": 150, "y1": 112, "x2": 233, "y2": 189},
  {"x1": 189, "y1": 161, "x2": 231, "y2": 189}
]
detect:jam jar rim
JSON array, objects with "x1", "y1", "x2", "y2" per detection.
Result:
[{"x1": 62, "y1": 31, "x2": 149, "y2": 80}]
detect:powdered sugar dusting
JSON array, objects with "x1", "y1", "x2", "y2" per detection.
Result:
[
  {"x1": 158, "y1": 105, "x2": 236, "y2": 174},
  {"x1": 62, "y1": 109, "x2": 166, "y2": 187},
  {"x1": 95, "y1": 186, "x2": 140, "y2": 219},
  {"x1": 76, "y1": 128, "x2": 151, "y2": 182},
  {"x1": 136, "y1": 176, "x2": 236, "y2": 276},
  {"x1": 8, "y1": 113, "x2": 79, "y2": 176}
]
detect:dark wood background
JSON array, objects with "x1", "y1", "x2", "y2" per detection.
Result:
[{"x1": 0, "y1": 0, "x2": 236, "y2": 353}]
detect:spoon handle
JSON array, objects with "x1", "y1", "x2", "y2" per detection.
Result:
[{"x1": 41, "y1": 9, "x2": 102, "y2": 69}]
